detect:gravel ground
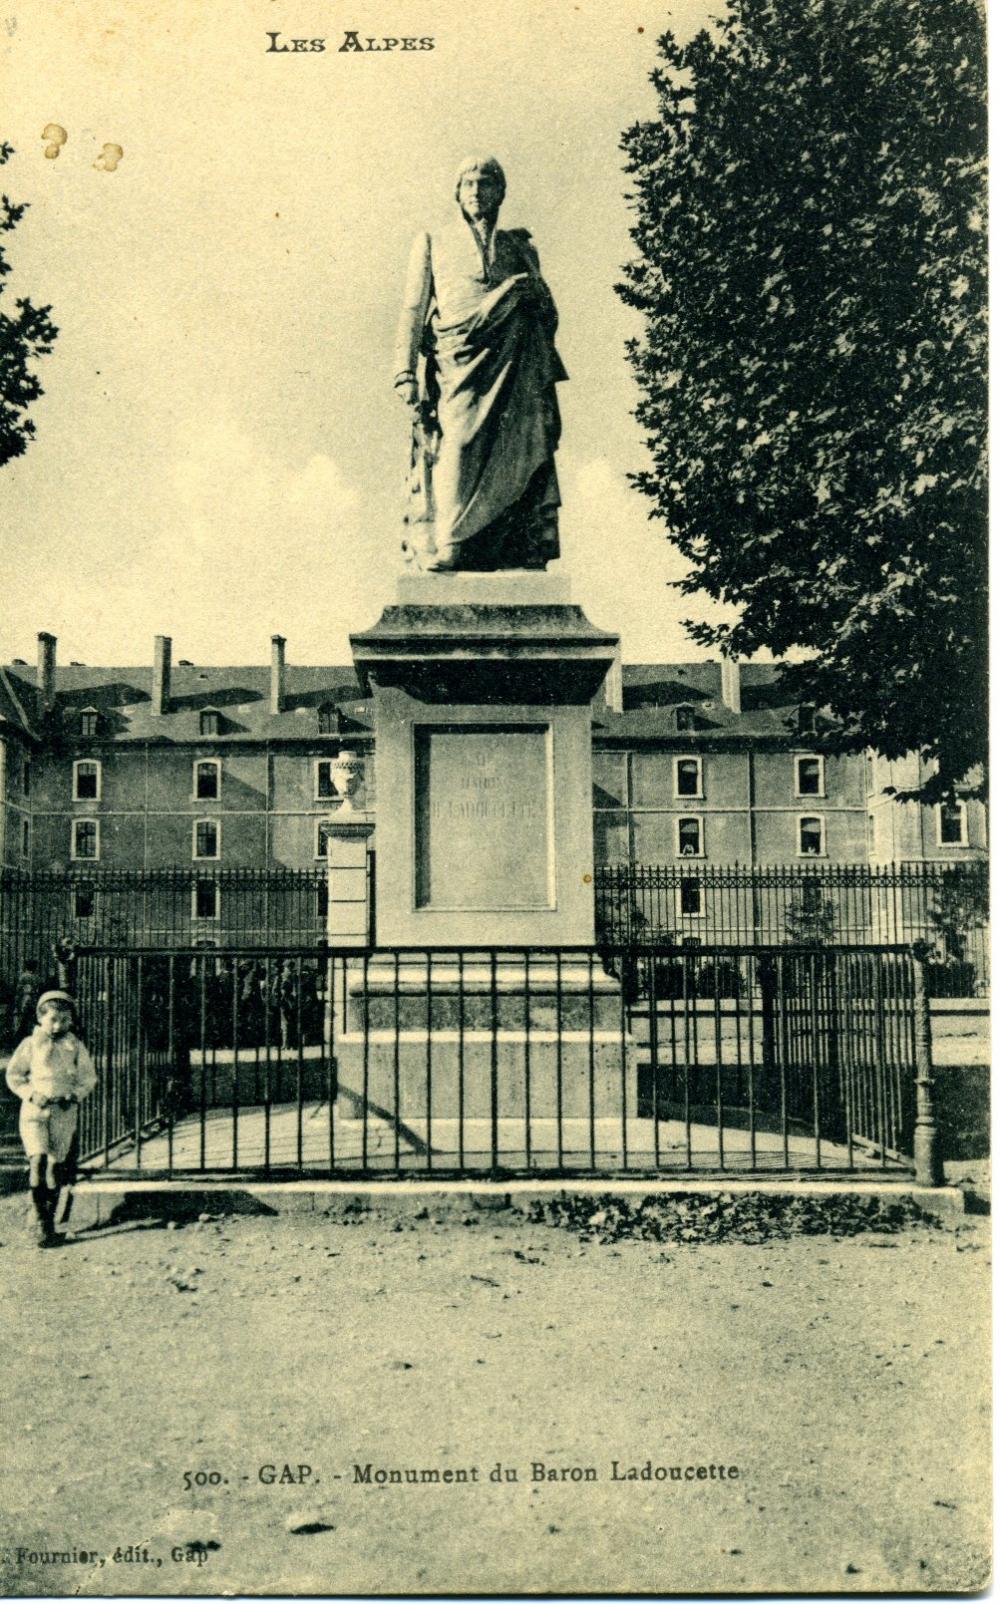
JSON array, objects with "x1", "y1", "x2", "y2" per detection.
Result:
[{"x1": 0, "y1": 1189, "x2": 990, "y2": 1597}]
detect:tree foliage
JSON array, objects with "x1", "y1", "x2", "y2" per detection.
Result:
[
  {"x1": 0, "y1": 143, "x2": 57, "y2": 467},
  {"x1": 618, "y1": 0, "x2": 986, "y2": 800}
]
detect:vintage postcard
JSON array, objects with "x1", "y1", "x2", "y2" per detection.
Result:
[{"x1": 0, "y1": 0, "x2": 990, "y2": 1595}]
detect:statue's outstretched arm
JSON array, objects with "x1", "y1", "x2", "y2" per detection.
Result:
[{"x1": 394, "y1": 230, "x2": 433, "y2": 391}]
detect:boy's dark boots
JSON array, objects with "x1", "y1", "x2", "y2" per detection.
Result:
[
  {"x1": 55, "y1": 1151, "x2": 76, "y2": 1227},
  {"x1": 29, "y1": 1184, "x2": 57, "y2": 1247}
]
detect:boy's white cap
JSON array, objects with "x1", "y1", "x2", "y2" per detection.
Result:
[{"x1": 36, "y1": 990, "x2": 75, "y2": 1016}]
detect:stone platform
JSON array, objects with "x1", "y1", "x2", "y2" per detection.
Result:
[{"x1": 80, "y1": 1099, "x2": 896, "y2": 1177}]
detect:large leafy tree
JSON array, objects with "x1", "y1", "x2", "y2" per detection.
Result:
[
  {"x1": 0, "y1": 143, "x2": 57, "y2": 466},
  {"x1": 618, "y1": 0, "x2": 986, "y2": 801}
]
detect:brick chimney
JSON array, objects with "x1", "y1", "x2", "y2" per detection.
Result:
[
  {"x1": 270, "y1": 635, "x2": 286, "y2": 715},
  {"x1": 720, "y1": 657, "x2": 742, "y2": 715},
  {"x1": 604, "y1": 639, "x2": 623, "y2": 715},
  {"x1": 37, "y1": 632, "x2": 56, "y2": 710},
  {"x1": 152, "y1": 635, "x2": 172, "y2": 715}
]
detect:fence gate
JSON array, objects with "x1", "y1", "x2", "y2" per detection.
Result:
[{"x1": 67, "y1": 942, "x2": 917, "y2": 1179}]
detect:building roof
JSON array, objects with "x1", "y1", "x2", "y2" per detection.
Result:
[
  {"x1": 593, "y1": 662, "x2": 813, "y2": 743},
  {"x1": 4, "y1": 660, "x2": 811, "y2": 746},
  {"x1": 6, "y1": 665, "x2": 374, "y2": 743},
  {"x1": 0, "y1": 665, "x2": 36, "y2": 740}
]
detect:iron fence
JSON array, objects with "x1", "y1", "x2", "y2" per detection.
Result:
[
  {"x1": 595, "y1": 862, "x2": 990, "y2": 997},
  {"x1": 1, "y1": 861, "x2": 987, "y2": 1020},
  {"x1": 0, "y1": 867, "x2": 330, "y2": 1033},
  {"x1": 14, "y1": 941, "x2": 922, "y2": 1181}
]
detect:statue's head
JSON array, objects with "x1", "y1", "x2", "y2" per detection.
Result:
[{"x1": 455, "y1": 154, "x2": 506, "y2": 222}]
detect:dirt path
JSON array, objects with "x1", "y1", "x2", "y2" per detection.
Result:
[{"x1": 0, "y1": 1193, "x2": 990, "y2": 1596}]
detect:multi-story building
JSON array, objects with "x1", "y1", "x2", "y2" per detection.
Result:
[{"x1": 0, "y1": 633, "x2": 986, "y2": 887}]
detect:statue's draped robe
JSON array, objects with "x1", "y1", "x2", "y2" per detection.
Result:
[{"x1": 395, "y1": 218, "x2": 567, "y2": 567}]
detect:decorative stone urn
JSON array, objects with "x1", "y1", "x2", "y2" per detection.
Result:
[{"x1": 328, "y1": 750, "x2": 365, "y2": 814}]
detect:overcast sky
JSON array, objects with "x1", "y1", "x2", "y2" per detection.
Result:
[{"x1": 2, "y1": 0, "x2": 721, "y2": 669}]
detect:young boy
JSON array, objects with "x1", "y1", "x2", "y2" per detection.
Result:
[{"x1": 5, "y1": 990, "x2": 97, "y2": 1247}]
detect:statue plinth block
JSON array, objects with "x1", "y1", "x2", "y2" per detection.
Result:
[
  {"x1": 350, "y1": 572, "x2": 618, "y2": 948},
  {"x1": 394, "y1": 570, "x2": 572, "y2": 607}
]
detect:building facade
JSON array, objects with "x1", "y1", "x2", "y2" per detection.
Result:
[{"x1": 0, "y1": 634, "x2": 986, "y2": 897}]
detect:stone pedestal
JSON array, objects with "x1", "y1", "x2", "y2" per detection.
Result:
[{"x1": 337, "y1": 570, "x2": 635, "y2": 1134}]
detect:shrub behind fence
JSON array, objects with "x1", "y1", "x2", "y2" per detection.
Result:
[{"x1": 595, "y1": 862, "x2": 989, "y2": 998}]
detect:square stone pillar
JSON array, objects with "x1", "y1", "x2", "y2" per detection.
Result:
[
  {"x1": 350, "y1": 571, "x2": 618, "y2": 948},
  {"x1": 325, "y1": 812, "x2": 374, "y2": 947}
]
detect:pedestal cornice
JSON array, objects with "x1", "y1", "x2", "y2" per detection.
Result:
[{"x1": 351, "y1": 601, "x2": 619, "y2": 705}]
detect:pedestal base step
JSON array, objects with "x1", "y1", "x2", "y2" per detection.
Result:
[{"x1": 336, "y1": 1028, "x2": 638, "y2": 1122}]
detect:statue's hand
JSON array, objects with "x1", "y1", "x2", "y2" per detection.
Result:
[
  {"x1": 510, "y1": 273, "x2": 549, "y2": 316},
  {"x1": 395, "y1": 376, "x2": 419, "y2": 408}
]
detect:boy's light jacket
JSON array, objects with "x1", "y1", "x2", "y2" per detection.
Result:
[{"x1": 5, "y1": 1029, "x2": 97, "y2": 1104}]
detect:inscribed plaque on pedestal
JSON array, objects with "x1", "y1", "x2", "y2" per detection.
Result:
[{"x1": 415, "y1": 726, "x2": 551, "y2": 910}]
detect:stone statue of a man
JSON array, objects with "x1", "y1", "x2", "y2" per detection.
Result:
[{"x1": 394, "y1": 155, "x2": 567, "y2": 572}]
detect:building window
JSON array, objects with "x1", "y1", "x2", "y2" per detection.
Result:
[
  {"x1": 937, "y1": 801, "x2": 968, "y2": 848},
  {"x1": 21, "y1": 819, "x2": 30, "y2": 857},
  {"x1": 79, "y1": 707, "x2": 99, "y2": 737},
  {"x1": 316, "y1": 820, "x2": 333, "y2": 859},
  {"x1": 22, "y1": 760, "x2": 30, "y2": 798},
  {"x1": 865, "y1": 753, "x2": 875, "y2": 796},
  {"x1": 192, "y1": 879, "x2": 219, "y2": 921},
  {"x1": 795, "y1": 755, "x2": 824, "y2": 798},
  {"x1": 316, "y1": 881, "x2": 329, "y2": 919},
  {"x1": 678, "y1": 876, "x2": 703, "y2": 917},
  {"x1": 193, "y1": 819, "x2": 220, "y2": 860},
  {"x1": 675, "y1": 703, "x2": 696, "y2": 734},
  {"x1": 674, "y1": 757, "x2": 703, "y2": 799},
  {"x1": 73, "y1": 885, "x2": 96, "y2": 919},
  {"x1": 199, "y1": 709, "x2": 221, "y2": 737},
  {"x1": 193, "y1": 759, "x2": 221, "y2": 800},
  {"x1": 797, "y1": 815, "x2": 825, "y2": 857},
  {"x1": 797, "y1": 703, "x2": 816, "y2": 735},
  {"x1": 72, "y1": 819, "x2": 100, "y2": 861},
  {"x1": 315, "y1": 760, "x2": 337, "y2": 801},
  {"x1": 318, "y1": 704, "x2": 341, "y2": 735},
  {"x1": 676, "y1": 816, "x2": 704, "y2": 858},
  {"x1": 73, "y1": 759, "x2": 101, "y2": 800}
]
